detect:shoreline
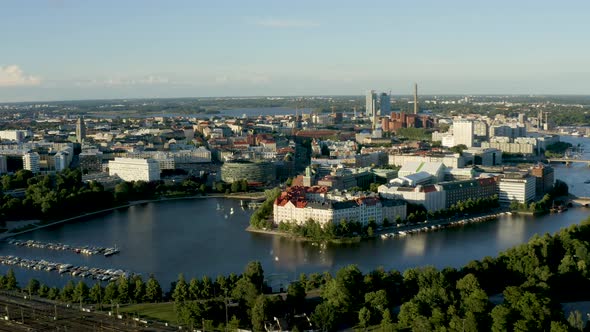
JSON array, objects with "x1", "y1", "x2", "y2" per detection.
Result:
[
  {"x1": 246, "y1": 209, "x2": 512, "y2": 243},
  {"x1": 0, "y1": 192, "x2": 265, "y2": 240}
]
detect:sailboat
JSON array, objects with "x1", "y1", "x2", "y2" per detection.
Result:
[
  {"x1": 216, "y1": 203, "x2": 222, "y2": 211},
  {"x1": 230, "y1": 207, "x2": 235, "y2": 215}
]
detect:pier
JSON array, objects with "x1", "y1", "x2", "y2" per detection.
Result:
[
  {"x1": 6, "y1": 239, "x2": 120, "y2": 257},
  {"x1": 0, "y1": 255, "x2": 134, "y2": 282}
]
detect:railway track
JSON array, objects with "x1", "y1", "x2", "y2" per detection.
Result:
[{"x1": 0, "y1": 292, "x2": 176, "y2": 331}]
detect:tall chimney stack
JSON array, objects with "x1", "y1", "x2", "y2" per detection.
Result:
[{"x1": 413, "y1": 83, "x2": 418, "y2": 114}]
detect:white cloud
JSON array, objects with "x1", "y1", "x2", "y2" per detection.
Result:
[
  {"x1": 250, "y1": 18, "x2": 319, "y2": 28},
  {"x1": 0, "y1": 65, "x2": 41, "y2": 87},
  {"x1": 214, "y1": 73, "x2": 271, "y2": 85},
  {"x1": 75, "y1": 75, "x2": 171, "y2": 87}
]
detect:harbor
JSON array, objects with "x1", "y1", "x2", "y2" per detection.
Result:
[
  {"x1": 0, "y1": 255, "x2": 134, "y2": 282},
  {"x1": 6, "y1": 239, "x2": 120, "y2": 257}
]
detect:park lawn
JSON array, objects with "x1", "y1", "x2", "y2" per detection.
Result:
[{"x1": 119, "y1": 302, "x2": 176, "y2": 323}]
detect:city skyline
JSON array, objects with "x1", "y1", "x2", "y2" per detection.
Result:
[{"x1": 1, "y1": 0, "x2": 590, "y2": 102}]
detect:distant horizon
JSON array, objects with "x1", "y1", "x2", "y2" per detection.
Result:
[{"x1": 3, "y1": 93, "x2": 590, "y2": 105}]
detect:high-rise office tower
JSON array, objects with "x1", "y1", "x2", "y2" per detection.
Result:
[
  {"x1": 413, "y1": 83, "x2": 419, "y2": 114},
  {"x1": 365, "y1": 90, "x2": 377, "y2": 118},
  {"x1": 380, "y1": 92, "x2": 391, "y2": 116},
  {"x1": 76, "y1": 116, "x2": 86, "y2": 143}
]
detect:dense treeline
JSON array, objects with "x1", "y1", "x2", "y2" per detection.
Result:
[
  {"x1": 4, "y1": 218, "x2": 590, "y2": 330},
  {"x1": 0, "y1": 169, "x2": 254, "y2": 227}
]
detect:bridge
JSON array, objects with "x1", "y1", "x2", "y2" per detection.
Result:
[
  {"x1": 570, "y1": 197, "x2": 590, "y2": 207},
  {"x1": 546, "y1": 158, "x2": 590, "y2": 166}
]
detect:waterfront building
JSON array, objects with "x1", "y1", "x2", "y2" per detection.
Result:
[
  {"x1": 378, "y1": 183, "x2": 446, "y2": 212},
  {"x1": 23, "y1": 151, "x2": 40, "y2": 173},
  {"x1": 220, "y1": 159, "x2": 276, "y2": 184},
  {"x1": 498, "y1": 172, "x2": 536, "y2": 204},
  {"x1": 108, "y1": 157, "x2": 161, "y2": 182},
  {"x1": 273, "y1": 186, "x2": 407, "y2": 226},
  {"x1": 530, "y1": 164, "x2": 554, "y2": 195},
  {"x1": 439, "y1": 177, "x2": 498, "y2": 208}
]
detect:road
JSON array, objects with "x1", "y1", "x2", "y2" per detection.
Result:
[{"x1": 0, "y1": 291, "x2": 177, "y2": 332}]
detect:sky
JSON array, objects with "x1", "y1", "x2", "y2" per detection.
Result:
[{"x1": 1, "y1": 0, "x2": 589, "y2": 102}]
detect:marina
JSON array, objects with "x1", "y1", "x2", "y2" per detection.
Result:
[
  {"x1": 380, "y1": 212, "x2": 510, "y2": 239},
  {"x1": 0, "y1": 255, "x2": 133, "y2": 282},
  {"x1": 6, "y1": 239, "x2": 120, "y2": 257}
]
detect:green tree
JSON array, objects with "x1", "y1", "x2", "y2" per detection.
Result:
[
  {"x1": 89, "y1": 283, "x2": 104, "y2": 306},
  {"x1": 104, "y1": 282, "x2": 119, "y2": 304},
  {"x1": 38, "y1": 284, "x2": 50, "y2": 298},
  {"x1": 145, "y1": 275, "x2": 162, "y2": 302},
  {"x1": 117, "y1": 276, "x2": 130, "y2": 304},
  {"x1": 172, "y1": 274, "x2": 189, "y2": 303},
  {"x1": 5, "y1": 269, "x2": 17, "y2": 290},
  {"x1": 244, "y1": 261, "x2": 265, "y2": 291},
  {"x1": 47, "y1": 287, "x2": 60, "y2": 300},
  {"x1": 286, "y1": 281, "x2": 306, "y2": 313},
  {"x1": 312, "y1": 302, "x2": 337, "y2": 332},
  {"x1": 232, "y1": 278, "x2": 260, "y2": 310},
  {"x1": 26, "y1": 278, "x2": 40, "y2": 295},
  {"x1": 358, "y1": 306, "x2": 371, "y2": 329},
  {"x1": 133, "y1": 278, "x2": 145, "y2": 303},
  {"x1": 73, "y1": 281, "x2": 89, "y2": 304},
  {"x1": 251, "y1": 295, "x2": 271, "y2": 331},
  {"x1": 61, "y1": 280, "x2": 75, "y2": 302}
]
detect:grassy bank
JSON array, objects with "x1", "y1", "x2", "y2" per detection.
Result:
[{"x1": 119, "y1": 302, "x2": 176, "y2": 323}]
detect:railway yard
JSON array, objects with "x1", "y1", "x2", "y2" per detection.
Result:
[{"x1": 0, "y1": 292, "x2": 176, "y2": 331}]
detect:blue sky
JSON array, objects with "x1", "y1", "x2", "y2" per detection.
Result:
[{"x1": 1, "y1": 0, "x2": 589, "y2": 102}]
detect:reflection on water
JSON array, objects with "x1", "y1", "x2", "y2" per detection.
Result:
[
  {"x1": 496, "y1": 216, "x2": 527, "y2": 247},
  {"x1": 403, "y1": 236, "x2": 427, "y2": 257}
]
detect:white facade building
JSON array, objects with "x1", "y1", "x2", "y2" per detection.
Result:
[
  {"x1": 273, "y1": 187, "x2": 407, "y2": 226},
  {"x1": 0, "y1": 130, "x2": 28, "y2": 143},
  {"x1": 108, "y1": 158, "x2": 161, "y2": 182},
  {"x1": 498, "y1": 175, "x2": 536, "y2": 204},
  {"x1": 388, "y1": 153, "x2": 465, "y2": 168},
  {"x1": 23, "y1": 152, "x2": 40, "y2": 174},
  {"x1": 378, "y1": 184, "x2": 446, "y2": 212},
  {"x1": 452, "y1": 119, "x2": 475, "y2": 147}
]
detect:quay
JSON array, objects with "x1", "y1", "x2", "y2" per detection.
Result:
[{"x1": 6, "y1": 239, "x2": 120, "y2": 257}]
